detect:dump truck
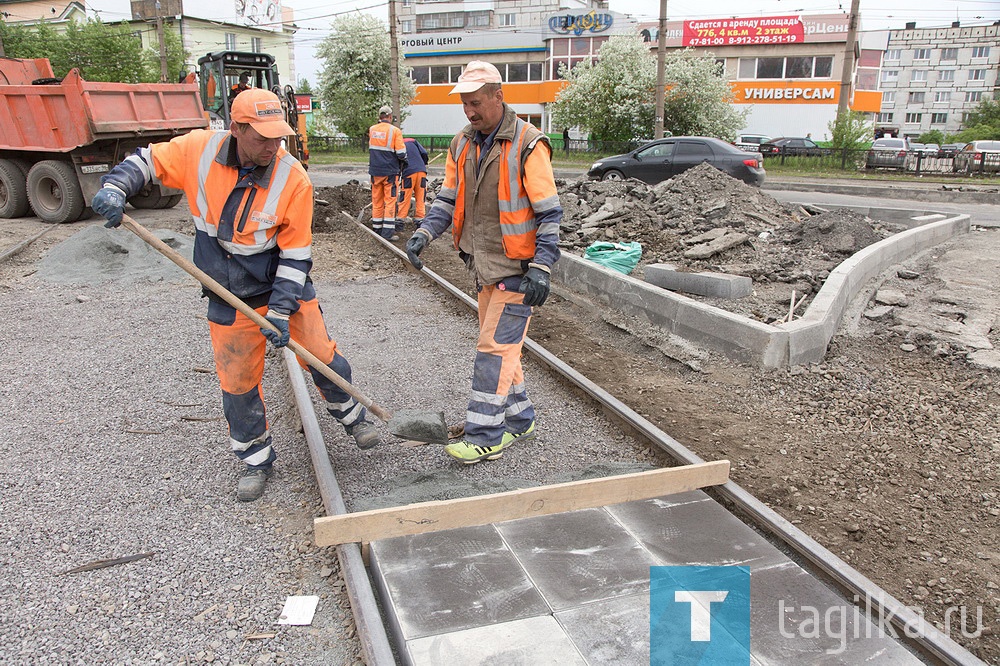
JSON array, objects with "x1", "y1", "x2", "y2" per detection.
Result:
[
  {"x1": 0, "y1": 57, "x2": 208, "y2": 224},
  {"x1": 196, "y1": 51, "x2": 308, "y2": 167}
]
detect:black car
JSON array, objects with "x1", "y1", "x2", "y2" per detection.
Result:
[
  {"x1": 758, "y1": 137, "x2": 827, "y2": 157},
  {"x1": 587, "y1": 136, "x2": 765, "y2": 187}
]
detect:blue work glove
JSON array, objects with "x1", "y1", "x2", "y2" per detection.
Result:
[
  {"x1": 405, "y1": 232, "x2": 428, "y2": 270},
  {"x1": 92, "y1": 184, "x2": 127, "y2": 228},
  {"x1": 519, "y1": 266, "x2": 551, "y2": 307},
  {"x1": 260, "y1": 310, "x2": 290, "y2": 348}
]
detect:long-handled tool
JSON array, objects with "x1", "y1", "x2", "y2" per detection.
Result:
[{"x1": 120, "y1": 214, "x2": 448, "y2": 444}]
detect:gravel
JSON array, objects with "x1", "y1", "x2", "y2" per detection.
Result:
[{"x1": 0, "y1": 223, "x2": 659, "y2": 664}]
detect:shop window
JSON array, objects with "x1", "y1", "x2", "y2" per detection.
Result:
[
  {"x1": 551, "y1": 39, "x2": 569, "y2": 56},
  {"x1": 507, "y1": 63, "x2": 528, "y2": 82},
  {"x1": 410, "y1": 66, "x2": 429, "y2": 85},
  {"x1": 814, "y1": 56, "x2": 833, "y2": 77},
  {"x1": 529, "y1": 63, "x2": 543, "y2": 81},
  {"x1": 430, "y1": 66, "x2": 449, "y2": 84},
  {"x1": 571, "y1": 38, "x2": 590, "y2": 55},
  {"x1": 785, "y1": 57, "x2": 813, "y2": 78},
  {"x1": 737, "y1": 58, "x2": 755, "y2": 79},
  {"x1": 756, "y1": 58, "x2": 784, "y2": 79},
  {"x1": 450, "y1": 65, "x2": 463, "y2": 82}
]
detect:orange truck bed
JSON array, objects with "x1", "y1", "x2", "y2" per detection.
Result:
[{"x1": 0, "y1": 59, "x2": 207, "y2": 153}]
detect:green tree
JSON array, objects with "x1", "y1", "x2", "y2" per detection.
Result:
[
  {"x1": 296, "y1": 78, "x2": 313, "y2": 95},
  {"x1": 550, "y1": 39, "x2": 747, "y2": 142},
  {"x1": 142, "y1": 24, "x2": 189, "y2": 83},
  {"x1": 0, "y1": 21, "x2": 64, "y2": 67},
  {"x1": 315, "y1": 14, "x2": 415, "y2": 138},
  {"x1": 953, "y1": 98, "x2": 1000, "y2": 141},
  {"x1": 917, "y1": 129, "x2": 946, "y2": 145},
  {"x1": 62, "y1": 19, "x2": 151, "y2": 82}
]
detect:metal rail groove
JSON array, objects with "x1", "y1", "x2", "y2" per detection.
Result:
[{"x1": 352, "y1": 223, "x2": 984, "y2": 666}]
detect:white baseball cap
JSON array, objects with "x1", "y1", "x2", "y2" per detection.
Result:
[{"x1": 450, "y1": 61, "x2": 502, "y2": 95}]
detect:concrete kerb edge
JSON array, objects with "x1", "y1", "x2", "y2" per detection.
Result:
[{"x1": 554, "y1": 213, "x2": 970, "y2": 368}]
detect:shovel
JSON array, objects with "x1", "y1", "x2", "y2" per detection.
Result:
[{"x1": 120, "y1": 214, "x2": 448, "y2": 444}]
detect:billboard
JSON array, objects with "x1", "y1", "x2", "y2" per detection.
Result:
[{"x1": 640, "y1": 13, "x2": 850, "y2": 47}]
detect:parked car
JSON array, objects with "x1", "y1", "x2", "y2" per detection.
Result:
[
  {"x1": 952, "y1": 140, "x2": 1000, "y2": 174},
  {"x1": 734, "y1": 133, "x2": 771, "y2": 152},
  {"x1": 587, "y1": 136, "x2": 766, "y2": 187},
  {"x1": 938, "y1": 143, "x2": 965, "y2": 158},
  {"x1": 920, "y1": 143, "x2": 940, "y2": 156},
  {"x1": 758, "y1": 137, "x2": 826, "y2": 156},
  {"x1": 865, "y1": 137, "x2": 912, "y2": 170}
]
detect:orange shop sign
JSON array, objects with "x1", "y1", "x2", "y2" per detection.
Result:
[{"x1": 733, "y1": 81, "x2": 840, "y2": 104}]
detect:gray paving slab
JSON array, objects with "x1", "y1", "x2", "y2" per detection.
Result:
[
  {"x1": 405, "y1": 615, "x2": 588, "y2": 665},
  {"x1": 555, "y1": 592, "x2": 650, "y2": 664},
  {"x1": 606, "y1": 490, "x2": 789, "y2": 569},
  {"x1": 496, "y1": 507, "x2": 659, "y2": 610},
  {"x1": 369, "y1": 524, "x2": 549, "y2": 640},
  {"x1": 750, "y1": 562, "x2": 921, "y2": 665}
]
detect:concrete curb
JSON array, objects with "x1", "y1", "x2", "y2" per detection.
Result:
[
  {"x1": 553, "y1": 212, "x2": 971, "y2": 367},
  {"x1": 764, "y1": 180, "x2": 1000, "y2": 205}
]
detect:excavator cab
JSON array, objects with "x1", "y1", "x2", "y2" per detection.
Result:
[{"x1": 197, "y1": 51, "x2": 308, "y2": 168}]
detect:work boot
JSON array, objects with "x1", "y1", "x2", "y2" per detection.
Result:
[
  {"x1": 347, "y1": 420, "x2": 381, "y2": 450},
  {"x1": 500, "y1": 420, "x2": 536, "y2": 448},
  {"x1": 236, "y1": 465, "x2": 272, "y2": 502},
  {"x1": 444, "y1": 440, "x2": 506, "y2": 464},
  {"x1": 380, "y1": 230, "x2": 399, "y2": 242}
]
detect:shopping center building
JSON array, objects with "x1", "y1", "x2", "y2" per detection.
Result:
[{"x1": 397, "y1": 1, "x2": 998, "y2": 142}]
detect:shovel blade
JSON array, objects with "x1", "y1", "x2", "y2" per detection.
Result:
[{"x1": 388, "y1": 409, "x2": 448, "y2": 444}]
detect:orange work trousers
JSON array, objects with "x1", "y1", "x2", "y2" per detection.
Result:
[
  {"x1": 397, "y1": 171, "x2": 427, "y2": 221},
  {"x1": 371, "y1": 175, "x2": 398, "y2": 236}
]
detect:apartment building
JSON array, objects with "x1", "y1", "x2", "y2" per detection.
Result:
[{"x1": 874, "y1": 21, "x2": 1000, "y2": 139}]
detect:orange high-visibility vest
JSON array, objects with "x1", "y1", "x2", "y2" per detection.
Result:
[{"x1": 449, "y1": 118, "x2": 541, "y2": 260}]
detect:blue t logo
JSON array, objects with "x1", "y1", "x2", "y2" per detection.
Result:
[{"x1": 650, "y1": 566, "x2": 751, "y2": 664}]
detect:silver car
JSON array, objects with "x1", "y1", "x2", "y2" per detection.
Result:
[
  {"x1": 865, "y1": 137, "x2": 912, "y2": 170},
  {"x1": 952, "y1": 140, "x2": 1000, "y2": 175}
]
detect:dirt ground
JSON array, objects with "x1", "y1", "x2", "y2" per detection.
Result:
[
  {"x1": 2, "y1": 178, "x2": 996, "y2": 662},
  {"x1": 311, "y1": 180, "x2": 998, "y2": 663}
]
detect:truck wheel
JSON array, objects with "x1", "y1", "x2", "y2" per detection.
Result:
[
  {"x1": 27, "y1": 160, "x2": 85, "y2": 224},
  {"x1": 129, "y1": 185, "x2": 183, "y2": 210},
  {"x1": 0, "y1": 159, "x2": 31, "y2": 219}
]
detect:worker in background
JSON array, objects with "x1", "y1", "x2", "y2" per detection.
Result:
[
  {"x1": 228, "y1": 72, "x2": 252, "y2": 106},
  {"x1": 404, "y1": 60, "x2": 562, "y2": 464},
  {"x1": 368, "y1": 105, "x2": 407, "y2": 240},
  {"x1": 90, "y1": 89, "x2": 382, "y2": 503},
  {"x1": 396, "y1": 136, "x2": 429, "y2": 229}
]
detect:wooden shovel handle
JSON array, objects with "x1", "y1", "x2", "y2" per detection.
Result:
[{"x1": 120, "y1": 214, "x2": 392, "y2": 423}]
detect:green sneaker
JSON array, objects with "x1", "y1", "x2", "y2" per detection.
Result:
[
  {"x1": 500, "y1": 420, "x2": 536, "y2": 447},
  {"x1": 444, "y1": 440, "x2": 506, "y2": 464}
]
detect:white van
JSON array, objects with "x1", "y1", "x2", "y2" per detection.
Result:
[{"x1": 735, "y1": 134, "x2": 771, "y2": 152}]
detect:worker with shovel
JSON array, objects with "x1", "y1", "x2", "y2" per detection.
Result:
[
  {"x1": 405, "y1": 60, "x2": 562, "y2": 464},
  {"x1": 91, "y1": 89, "x2": 382, "y2": 502}
]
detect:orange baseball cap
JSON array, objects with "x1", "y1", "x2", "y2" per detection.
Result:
[
  {"x1": 450, "y1": 61, "x2": 502, "y2": 95},
  {"x1": 230, "y1": 89, "x2": 294, "y2": 139}
]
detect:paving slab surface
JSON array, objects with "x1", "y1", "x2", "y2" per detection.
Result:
[{"x1": 370, "y1": 490, "x2": 923, "y2": 665}]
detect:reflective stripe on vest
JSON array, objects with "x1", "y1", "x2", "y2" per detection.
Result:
[
  {"x1": 192, "y1": 134, "x2": 298, "y2": 257},
  {"x1": 449, "y1": 118, "x2": 538, "y2": 260},
  {"x1": 369, "y1": 124, "x2": 399, "y2": 153}
]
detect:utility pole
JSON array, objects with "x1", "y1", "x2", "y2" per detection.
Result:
[
  {"x1": 155, "y1": 1, "x2": 169, "y2": 83},
  {"x1": 388, "y1": 0, "x2": 400, "y2": 127},
  {"x1": 836, "y1": 0, "x2": 861, "y2": 117},
  {"x1": 654, "y1": 0, "x2": 667, "y2": 139}
]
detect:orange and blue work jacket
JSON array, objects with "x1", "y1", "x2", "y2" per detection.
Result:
[
  {"x1": 102, "y1": 129, "x2": 314, "y2": 315},
  {"x1": 418, "y1": 104, "x2": 561, "y2": 284},
  {"x1": 368, "y1": 121, "x2": 407, "y2": 176}
]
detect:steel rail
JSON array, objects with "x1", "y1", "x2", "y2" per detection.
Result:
[
  {"x1": 0, "y1": 224, "x2": 58, "y2": 264},
  {"x1": 354, "y1": 223, "x2": 986, "y2": 666},
  {"x1": 281, "y1": 349, "x2": 397, "y2": 666}
]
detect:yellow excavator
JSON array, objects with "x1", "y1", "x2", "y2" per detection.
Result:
[{"x1": 196, "y1": 51, "x2": 309, "y2": 168}]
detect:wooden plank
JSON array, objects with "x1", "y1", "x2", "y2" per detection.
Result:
[{"x1": 314, "y1": 460, "x2": 729, "y2": 547}]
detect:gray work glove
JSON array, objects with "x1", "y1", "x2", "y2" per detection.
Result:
[
  {"x1": 92, "y1": 184, "x2": 127, "y2": 228},
  {"x1": 260, "y1": 310, "x2": 290, "y2": 348},
  {"x1": 519, "y1": 266, "x2": 550, "y2": 307},
  {"x1": 405, "y1": 233, "x2": 428, "y2": 270}
]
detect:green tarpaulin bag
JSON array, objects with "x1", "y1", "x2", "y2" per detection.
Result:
[{"x1": 583, "y1": 241, "x2": 642, "y2": 275}]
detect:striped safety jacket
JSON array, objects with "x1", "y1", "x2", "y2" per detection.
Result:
[
  {"x1": 101, "y1": 129, "x2": 314, "y2": 315},
  {"x1": 419, "y1": 104, "x2": 561, "y2": 284},
  {"x1": 368, "y1": 121, "x2": 407, "y2": 176}
]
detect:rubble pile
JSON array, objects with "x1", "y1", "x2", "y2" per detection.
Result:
[
  {"x1": 556, "y1": 163, "x2": 902, "y2": 321},
  {"x1": 316, "y1": 165, "x2": 902, "y2": 322}
]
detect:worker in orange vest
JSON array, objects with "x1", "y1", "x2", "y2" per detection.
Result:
[
  {"x1": 367, "y1": 106, "x2": 407, "y2": 240},
  {"x1": 397, "y1": 136, "x2": 429, "y2": 228},
  {"x1": 228, "y1": 72, "x2": 251, "y2": 106}
]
